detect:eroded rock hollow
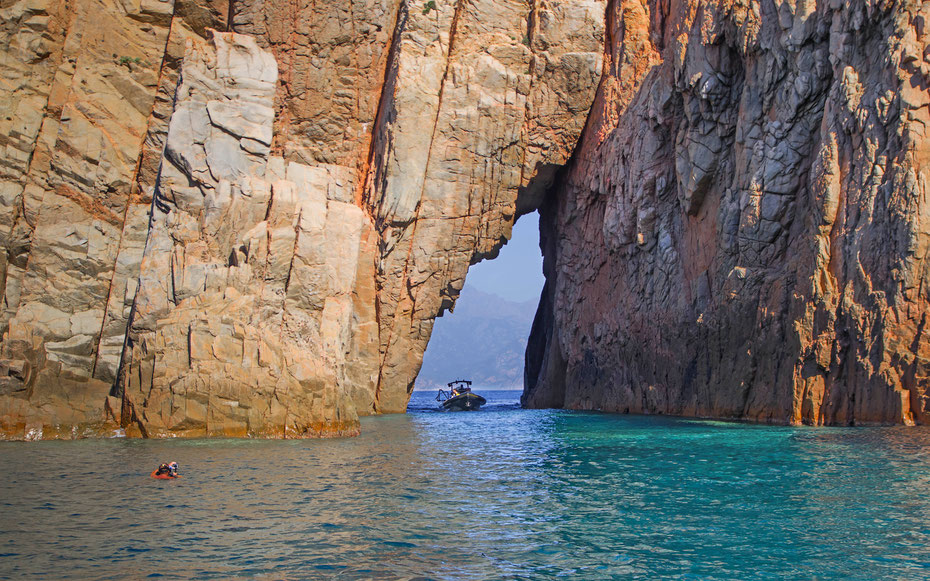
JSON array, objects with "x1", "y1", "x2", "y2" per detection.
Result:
[
  {"x1": 0, "y1": 0, "x2": 605, "y2": 438},
  {"x1": 524, "y1": 0, "x2": 930, "y2": 425}
]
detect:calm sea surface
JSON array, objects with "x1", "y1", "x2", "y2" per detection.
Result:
[{"x1": 2, "y1": 390, "x2": 930, "y2": 580}]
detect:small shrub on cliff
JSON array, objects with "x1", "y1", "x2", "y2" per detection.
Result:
[{"x1": 422, "y1": 0, "x2": 436, "y2": 15}]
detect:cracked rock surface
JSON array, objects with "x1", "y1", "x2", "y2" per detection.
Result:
[
  {"x1": 525, "y1": 0, "x2": 930, "y2": 426},
  {"x1": 0, "y1": 0, "x2": 604, "y2": 438},
  {"x1": 6, "y1": 0, "x2": 927, "y2": 438}
]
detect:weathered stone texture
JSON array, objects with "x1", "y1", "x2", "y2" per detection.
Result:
[
  {"x1": 232, "y1": 0, "x2": 400, "y2": 170},
  {"x1": 0, "y1": 0, "x2": 180, "y2": 437},
  {"x1": 367, "y1": 0, "x2": 605, "y2": 411},
  {"x1": 0, "y1": 0, "x2": 605, "y2": 438},
  {"x1": 121, "y1": 32, "x2": 360, "y2": 438},
  {"x1": 525, "y1": 0, "x2": 930, "y2": 425},
  {"x1": 6, "y1": 0, "x2": 930, "y2": 437}
]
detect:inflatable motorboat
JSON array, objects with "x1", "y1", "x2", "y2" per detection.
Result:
[{"x1": 436, "y1": 380, "x2": 486, "y2": 411}]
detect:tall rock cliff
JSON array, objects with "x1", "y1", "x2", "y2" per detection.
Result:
[
  {"x1": 525, "y1": 0, "x2": 930, "y2": 425},
  {"x1": 5, "y1": 0, "x2": 928, "y2": 438},
  {"x1": 0, "y1": 0, "x2": 605, "y2": 438}
]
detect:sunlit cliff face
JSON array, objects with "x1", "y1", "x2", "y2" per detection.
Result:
[
  {"x1": 0, "y1": 0, "x2": 605, "y2": 438},
  {"x1": 524, "y1": 0, "x2": 930, "y2": 426},
  {"x1": 2, "y1": 0, "x2": 929, "y2": 439}
]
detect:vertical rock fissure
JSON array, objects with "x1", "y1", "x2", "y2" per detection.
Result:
[
  {"x1": 111, "y1": 55, "x2": 187, "y2": 400},
  {"x1": 372, "y1": 0, "x2": 466, "y2": 406},
  {"x1": 226, "y1": 0, "x2": 236, "y2": 31},
  {"x1": 282, "y1": 209, "x2": 303, "y2": 296},
  {"x1": 356, "y1": 0, "x2": 407, "y2": 208},
  {"x1": 413, "y1": 0, "x2": 465, "y2": 211},
  {"x1": 91, "y1": 3, "x2": 180, "y2": 379},
  {"x1": 514, "y1": 0, "x2": 539, "y2": 207}
]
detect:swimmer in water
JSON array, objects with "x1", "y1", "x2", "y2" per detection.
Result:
[{"x1": 151, "y1": 461, "x2": 180, "y2": 479}]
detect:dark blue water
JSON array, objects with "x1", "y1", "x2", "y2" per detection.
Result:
[{"x1": 2, "y1": 390, "x2": 930, "y2": 579}]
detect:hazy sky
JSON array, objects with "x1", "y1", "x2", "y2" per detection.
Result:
[
  {"x1": 464, "y1": 211, "x2": 544, "y2": 303},
  {"x1": 418, "y1": 212, "x2": 543, "y2": 390}
]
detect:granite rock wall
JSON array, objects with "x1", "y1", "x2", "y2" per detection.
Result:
[
  {"x1": 524, "y1": 0, "x2": 930, "y2": 426},
  {"x1": 0, "y1": 0, "x2": 605, "y2": 438},
  {"x1": 7, "y1": 0, "x2": 926, "y2": 438}
]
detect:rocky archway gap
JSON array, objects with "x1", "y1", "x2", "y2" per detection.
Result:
[{"x1": 415, "y1": 212, "x2": 544, "y2": 395}]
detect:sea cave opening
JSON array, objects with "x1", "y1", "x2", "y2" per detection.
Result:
[{"x1": 415, "y1": 211, "x2": 545, "y2": 403}]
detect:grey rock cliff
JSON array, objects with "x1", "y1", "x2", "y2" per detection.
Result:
[{"x1": 525, "y1": 0, "x2": 930, "y2": 426}]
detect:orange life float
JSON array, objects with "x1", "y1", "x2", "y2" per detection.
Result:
[{"x1": 150, "y1": 471, "x2": 180, "y2": 479}]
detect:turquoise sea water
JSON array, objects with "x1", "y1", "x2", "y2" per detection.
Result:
[{"x1": 1, "y1": 390, "x2": 930, "y2": 580}]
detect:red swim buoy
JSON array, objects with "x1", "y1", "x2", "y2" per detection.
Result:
[
  {"x1": 150, "y1": 471, "x2": 179, "y2": 479},
  {"x1": 151, "y1": 461, "x2": 181, "y2": 479}
]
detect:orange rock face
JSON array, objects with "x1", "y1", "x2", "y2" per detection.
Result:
[
  {"x1": 0, "y1": 0, "x2": 605, "y2": 438},
  {"x1": 4, "y1": 0, "x2": 928, "y2": 438},
  {"x1": 524, "y1": 0, "x2": 930, "y2": 425}
]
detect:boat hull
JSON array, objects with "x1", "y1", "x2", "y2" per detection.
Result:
[{"x1": 441, "y1": 393, "x2": 487, "y2": 411}]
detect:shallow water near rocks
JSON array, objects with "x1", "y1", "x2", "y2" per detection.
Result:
[{"x1": 2, "y1": 390, "x2": 930, "y2": 580}]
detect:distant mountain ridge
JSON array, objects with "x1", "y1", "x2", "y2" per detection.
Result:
[{"x1": 416, "y1": 287, "x2": 538, "y2": 389}]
